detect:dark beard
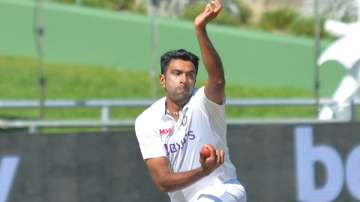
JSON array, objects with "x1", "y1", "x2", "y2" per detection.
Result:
[{"x1": 168, "y1": 88, "x2": 193, "y2": 106}]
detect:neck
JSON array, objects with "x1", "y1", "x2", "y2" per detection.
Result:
[{"x1": 165, "y1": 98, "x2": 186, "y2": 120}]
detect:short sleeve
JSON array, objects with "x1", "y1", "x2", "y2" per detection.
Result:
[
  {"x1": 196, "y1": 87, "x2": 225, "y2": 120},
  {"x1": 193, "y1": 87, "x2": 226, "y2": 135},
  {"x1": 135, "y1": 116, "x2": 167, "y2": 160}
]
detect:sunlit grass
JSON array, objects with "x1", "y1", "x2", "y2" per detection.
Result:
[{"x1": 0, "y1": 55, "x2": 316, "y2": 121}]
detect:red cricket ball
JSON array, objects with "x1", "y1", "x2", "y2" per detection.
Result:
[{"x1": 200, "y1": 146, "x2": 211, "y2": 158}]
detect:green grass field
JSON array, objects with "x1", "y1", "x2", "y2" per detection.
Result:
[{"x1": 0, "y1": 55, "x2": 317, "y2": 121}]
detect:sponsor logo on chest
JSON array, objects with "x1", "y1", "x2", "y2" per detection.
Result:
[
  {"x1": 159, "y1": 128, "x2": 173, "y2": 136},
  {"x1": 164, "y1": 130, "x2": 196, "y2": 155}
]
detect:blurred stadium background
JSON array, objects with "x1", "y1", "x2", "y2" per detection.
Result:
[{"x1": 0, "y1": 0, "x2": 359, "y2": 201}]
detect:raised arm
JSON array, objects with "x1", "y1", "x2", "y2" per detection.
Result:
[
  {"x1": 194, "y1": 0, "x2": 225, "y2": 104},
  {"x1": 145, "y1": 145, "x2": 224, "y2": 192}
]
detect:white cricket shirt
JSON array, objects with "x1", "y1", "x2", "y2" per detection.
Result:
[{"x1": 135, "y1": 87, "x2": 238, "y2": 202}]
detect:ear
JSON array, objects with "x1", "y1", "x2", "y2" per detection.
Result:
[{"x1": 159, "y1": 74, "x2": 165, "y2": 88}]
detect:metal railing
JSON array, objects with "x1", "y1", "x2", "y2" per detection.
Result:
[{"x1": 0, "y1": 98, "x2": 355, "y2": 133}]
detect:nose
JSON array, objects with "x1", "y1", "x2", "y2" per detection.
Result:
[{"x1": 179, "y1": 73, "x2": 186, "y2": 83}]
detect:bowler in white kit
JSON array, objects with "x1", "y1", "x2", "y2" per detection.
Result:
[{"x1": 135, "y1": 0, "x2": 246, "y2": 201}]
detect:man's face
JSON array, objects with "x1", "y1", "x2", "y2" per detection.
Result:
[{"x1": 160, "y1": 59, "x2": 196, "y2": 105}]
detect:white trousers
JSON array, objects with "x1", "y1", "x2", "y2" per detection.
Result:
[{"x1": 190, "y1": 179, "x2": 247, "y2": 202}]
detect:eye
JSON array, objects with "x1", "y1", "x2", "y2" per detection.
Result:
[
  {"x1": 172, "y1": 70, "x2": 181, "y2": 76},
  {"x1": 187, "y1": 72, "x2": 195, "y2": 80}
]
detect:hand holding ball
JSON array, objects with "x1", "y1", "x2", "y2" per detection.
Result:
[{"x1": 199, "y1": 144, "x2": 225, "y2": 175}]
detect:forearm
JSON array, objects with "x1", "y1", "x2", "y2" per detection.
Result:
[
  {"x1": 195, "y1": 26, "x2": 224, "y2": 82},
  {"x1": 196, "y1": 26, "x2": 225, "y2": 104},
  {"x1": 146, "y1": 146, "x2": 224, "y2": 193},
  {"x1": 156, "y1": 167, "x2": 207, "y2": 192}
]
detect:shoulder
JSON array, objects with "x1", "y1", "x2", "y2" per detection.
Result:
[
  {"x1": 190, "y1": 86, "x2": 223, "y2": 106},
  {"x1": 189, "y1": 86, "x2": 205, "y2": 103},
  {"x1": 135, "y1": 97, "x2": 165, "y2": 129},
  {"x1": 189, "y1": 86, "x2": 225, "y2": 117}
]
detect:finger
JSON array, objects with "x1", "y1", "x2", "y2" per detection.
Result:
[
  {"x1": 213, "y1": 0, "x2": 220, "y2": 8},
  {"x1": 213, "y1": 2, "x2": 222, "y2": 13},
  {"x1": 212, "y1": 0, "x2": 222, "y2": 12},
  {"x1": 220, "y1": 150, "x2": 225, "y2": 164},
  {"x1": 205, "y1": 4, "x2": 212, "y2": 13},
  {"x1": 216, "y1": 150, "x2": 221, "y2": 164},
  {"x1": 206, "y1": 0, "x2": 215, "y2": 12},
  {"x1": 206, "y1": 4, "x2": 214, "y2": 13},
  {"x1": 199, "y1": 153, "x2": 206, "y2": 164},
  {"x1": 211, "y1": 1, "x2": 216, "y2": 7},
  {"x1": 216, "y1": 0, "x2": 222, "y2": 7}
]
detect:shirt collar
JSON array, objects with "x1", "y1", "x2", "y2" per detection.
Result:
[
  {"x1": 161, "y1": 88, "x2": 196, "y2": 119},
  {"x1": 162, "y1": 98, "x2": 190, "y2": 120}
]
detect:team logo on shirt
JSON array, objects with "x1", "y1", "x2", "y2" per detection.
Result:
[
  {"x1": 181, "y1": 115, "x2": 188, "y2": 126},
  {"x1": 159, "y1": 128, "x2": 173, "y2": 136}
]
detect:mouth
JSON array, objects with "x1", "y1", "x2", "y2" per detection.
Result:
[
  {"x1": 177, "y1": 86, "x2": 189, "y2": 93},
  {"x1": 168, "y1": 86, "x2": 192, "y2": 104}
]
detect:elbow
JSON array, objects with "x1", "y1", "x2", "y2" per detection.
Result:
[
  {"x1": 156, "y1": 183, "x2": 174, "y2": 193},
  {"x1": 155, "y1": 177, "x2": 174, "y2": 193},
  {"x1": 158, "y1": 185, "x2": 171, "y2": 193},
  {"x1": 213, "y1": 78, "x2": 225, "y2": 89},
  {"x1": 151, "y1": 171, "x2": 181, "y2": 193},
  {"x1": 216, "y1": 78, "x2": 225, "y2": 86}
]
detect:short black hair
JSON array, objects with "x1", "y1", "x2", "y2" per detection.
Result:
[{"x1": 160, "y1": 49, "x2": 199, "y2": 74}]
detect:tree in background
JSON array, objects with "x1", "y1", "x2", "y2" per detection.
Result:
[{"x1": 302, "y1": 0, "x2": 358, "y2": 22}]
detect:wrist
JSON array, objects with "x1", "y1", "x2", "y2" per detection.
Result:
[
  {"x1": 194, "y1": 24, "x2": 206, "y2": 33},
  {"x1": 200, "y1": 165, "x2": 211, "y2": 176}
]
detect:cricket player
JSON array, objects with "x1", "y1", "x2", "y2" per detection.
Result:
[{"x1": 135, "y1": 0, "x2": 246, "y2": 201}]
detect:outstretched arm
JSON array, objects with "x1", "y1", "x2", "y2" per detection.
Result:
[{"x1": 194, "y1": 0, "x2": 225, "y2": 104}]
